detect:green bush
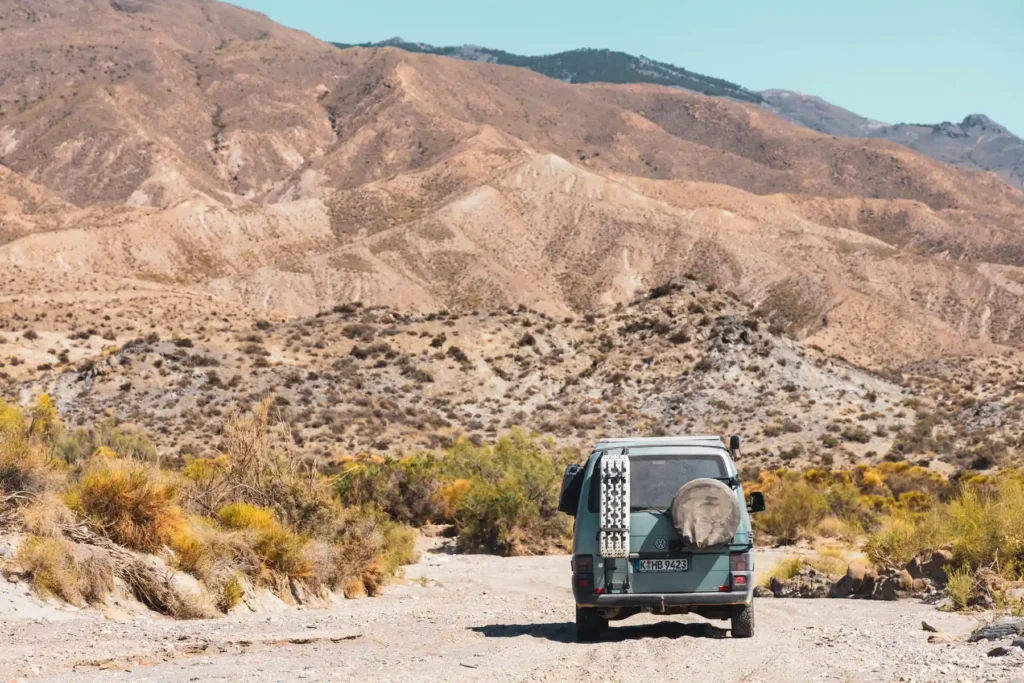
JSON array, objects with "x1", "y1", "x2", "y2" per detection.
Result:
[
  {"x1": 450, "y1": 432, "x2": 576, "y2": 555},
  {"x1": 334, "y1": 454, "x2": 446, "y2": 526},
  {"x1": 754, "y1": 478, "x2": 827, "y2": 543},
  {"x1": 335, "y1": 430, "x2": 579, "y2": 556}
]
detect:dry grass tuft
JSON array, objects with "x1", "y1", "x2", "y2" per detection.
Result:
[{"x1": 13, "y1": 535, "x2": 83, "y2": 604}]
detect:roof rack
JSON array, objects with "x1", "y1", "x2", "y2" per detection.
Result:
[{"x1": 592, "y1": 435, "x2": 726, "y2": 451}]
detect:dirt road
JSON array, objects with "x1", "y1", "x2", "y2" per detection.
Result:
[{"x1": 2, "y1": 542, "x2": 1021, "y2": 682}]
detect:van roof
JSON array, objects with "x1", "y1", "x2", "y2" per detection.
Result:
[{"x1": 592, "y1": 436, "x2": 727, "y2": 451}]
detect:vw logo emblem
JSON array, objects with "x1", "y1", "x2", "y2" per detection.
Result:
[{"x1": 654, "y1": 538, "x2": 667, "y2": 550}]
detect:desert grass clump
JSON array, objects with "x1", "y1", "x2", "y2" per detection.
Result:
[
  {"x1": 7, "y1": 535, "x2": 116, "y2": 607},
  {"x1": 218, "y1": 573, "x2": 245, "y2": 612},
  {"x1": 74, "y1": 459, "x2": 185, "y2": 553},
  {"x1": 17, "y1": 493, "x2": 76, "y2": 538},
  {"x1": 759, "y1": 557, "x2": 804, "y2": 588},
  {"x1": 215, "y1": 502, "x2": 310, "y2": 580},
  {"x1": 13, "y1": 535, "x2": 82, "y2": 604},
  {"x1": 945, "y1": 565, "x2": 975, "y2": 611},
  {"x1": 1, "y1": 402, "x2": 54, "y2": 494}
]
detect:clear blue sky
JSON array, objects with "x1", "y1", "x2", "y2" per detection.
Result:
[{"x1": 230, "y1": 0, "x2": 1024, "y2": 136}]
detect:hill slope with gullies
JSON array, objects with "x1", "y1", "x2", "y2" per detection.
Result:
[{"x1": 1, "y1": 0, "x2": 1023, "y2": 380}]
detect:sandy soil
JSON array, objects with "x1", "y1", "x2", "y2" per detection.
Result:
[{"x1": 3, "y1": 541, "x2": 1022, "y2": 682}]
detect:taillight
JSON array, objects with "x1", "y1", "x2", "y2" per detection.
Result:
[
  {"x1": 732, "y1": 575, "x2": 748, "y2": 587},
  {"x1": 573, "y1": 554, "x2": 594, "y2": 573},
  {"x1": 730, "y1": 552, "x2": 751, "y2": 572}
]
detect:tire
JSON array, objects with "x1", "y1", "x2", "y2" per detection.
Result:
[
  {"x1": 669, "y1": 478, "x2": 742, "y2": 549},
  {"x1": 731, "y1": 603, "x2": 754, "y2": 638},
  {"x1": 575, "y1": 607, "x2": 607, "y2": 642}
]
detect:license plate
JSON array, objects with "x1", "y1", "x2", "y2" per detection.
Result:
[{"x1": 634, "y1": 558, "x2": 689, "y2": 572}]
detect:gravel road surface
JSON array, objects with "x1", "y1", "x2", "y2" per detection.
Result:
[{"x1": 3, "y1": 543, "x2": 1022, "y2": 682}]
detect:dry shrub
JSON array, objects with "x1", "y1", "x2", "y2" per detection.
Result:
[
  {"x1": 253, "y1": 526, "x2": 310, "y2": 579},
  {"x1": 176, "y1": 403, "x2": 419, "y2": 600},
  {"x1": 813, "y1": 516, "x2": 864, "y2": 543},
  {"x1": 78, "y1": 551, "x2": 116, "y2": 604},
  {"x1": 328, "y1": 507, "x2": 416, "y2": 597},
  {"x1": 863, "y1": 509, "x2": 945, "y2": 567},
  {"x1": 218, "y1": 574, "x2": 245, "y2": 612},
  {"x1": 807, "y1": 546, "x2": 851, "y2": 577},
  {"x1": 214, "y1": 502, "x2": 310, "y2": 580},
  {"x1": 342, "y1": 576, "x2": 366, "y2": 599},
  {"x1": 449, "y1": 432, "x2": 576, "y2": 555},
  {"x1": 1, "y1": 407, "x2": 61, "y2": 505},
  {"x1": 14, "y1": 536, "x2": 82, "y2": 604},
  {"x1": 439, "y1": 479, "x2": 472, "y2": 519},
  {"x1": 9, "y1": 535, "x2": 115, "y2": 606},
  {"x1": 383, "y1": 523, "x2": 418, "y2": 575},
  {"x1": 0, "y1": 400, "x2": 25, "y2": 435},
  {"x1": 29, "y1": 394, "x2": 62, "y2": 446},
  {"x1": 75, "y1": 459, "x2": 185, "y2": 552},
  {"x1": 121, "y1": 557, "x2": 215, "y2": 619},
  {"x1": 170, "y1": 518, "x2": 260, "y2": 588},
  {"x1": 18, "y1": 493, "x2": 76, "y2": 538},
  {"x1": 217, "y1": 502, "x2": 276, "y2": 531},
  {"x1": 56, "y1": 417, "x2": 158, "y2": 464}
]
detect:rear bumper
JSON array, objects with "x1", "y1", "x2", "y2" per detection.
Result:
[{"x1": 576, "y1": 590, "x2": 751, "y2": 608}]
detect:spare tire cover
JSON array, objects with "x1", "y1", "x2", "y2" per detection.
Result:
[{"x1": 670, "y1": 478, "x2": 742, "y2": 548}]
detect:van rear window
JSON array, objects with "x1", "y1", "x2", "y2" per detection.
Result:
[{"x1": 629, "y1": 455, "x2": 726, "y2": 510}]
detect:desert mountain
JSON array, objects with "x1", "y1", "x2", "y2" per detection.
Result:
[
  {"x1": 762, "y1": 91, "x2": 1024, "y2": 191},
  {"x1": 1, "y1": 0, "x2": 1024, "y2": 376},
  {"x1": 350, "y1": 39, "x2": 1024, "y2": 192},
  {"x1": 332, "y1": 39, "x2": 763, "y2": 103}
]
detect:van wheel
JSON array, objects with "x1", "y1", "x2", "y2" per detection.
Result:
[
  {"x1": 575, "y1": 607, "x2": 606, "y2": 641},
  {"x1": 731, "y1": 603, "x2": 754, "y2": 638}
]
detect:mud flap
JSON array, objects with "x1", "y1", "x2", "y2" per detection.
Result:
[{"x1": 599, "y1": 454, "x2": 630, "y2": 558}]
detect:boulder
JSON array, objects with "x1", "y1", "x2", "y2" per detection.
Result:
[
  {"x1": 927, "y1": 633, "x2": 958, "y2": 644},
  {"x1": 969, "y1": 618, "x2": 1024, "y2": 642},
  {"x1": 906, "y1": 549, "x2": 953, "y2": 588},
  {"x1": 829, "y1": 562, "x2": 877, "y2": 598},
  {"x1": 869, "y1": 567, "x2": 933, "y2": 601},
  {"x1": 872, "y1": 574, "x2": 900, "y2": 601},
  {"x1": 753, "y1": 586, "x2": 774, "y2": 598},
  {"x1": 770, "y1": 568, "x2": 833, "y2": 598}
]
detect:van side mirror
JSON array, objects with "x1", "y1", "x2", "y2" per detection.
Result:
[
  {"x1": 747, "y1": 491, "x2": 765, "y2": 513},
  {"x1": 729, "y1": 435, "x2": 740, "y2": 459}
]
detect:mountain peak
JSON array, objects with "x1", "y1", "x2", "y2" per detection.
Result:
[{"x1": 960, "y1": 113, "x2": 1006, "y2": 133}]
